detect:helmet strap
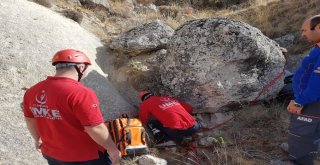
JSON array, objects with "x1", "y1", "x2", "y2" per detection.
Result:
[
  {"x1": 142, "y1": 93, "x2": 154, "y2": 101},
  {"x1": 74, "y1": 65, "x2": 88, "y2": 82}
]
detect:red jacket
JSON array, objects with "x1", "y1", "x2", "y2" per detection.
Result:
[{"x1": 139, "y1": 96, "x2": 195, "y2": 129}]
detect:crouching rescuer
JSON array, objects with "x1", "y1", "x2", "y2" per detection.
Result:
[
  {"x1": 23, "y1": 49, "x2": 121, "y2": 165},
  {"x1": 138, "y1": 91, "x2": 201, "y2": 145}
]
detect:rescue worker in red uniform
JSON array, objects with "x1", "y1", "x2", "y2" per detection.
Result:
[
  {"x1": 23, "y1": 49, "x2": 121, "y2": 165},
  {"x1": 138, "y1": 91, "x2": 201, "y2": 144}
]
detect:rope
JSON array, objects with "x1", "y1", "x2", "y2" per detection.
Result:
[
  {"x1": 251, "y1": 69, "x2": 285, "y2": 104},
  {"x1": 183, "y1": 69, "x2": 285, "y2": 152},
  {"x1": 199, "y1": 116, "x2": 233, "y2": 133}
]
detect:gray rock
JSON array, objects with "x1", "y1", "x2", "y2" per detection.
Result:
[
  {"x1": 160, "y1": 18, "x2": 286, "y2": 113},
  {"x1": 68, "y1": 0, "x2": 81, "y2": 5},
  {"x1": 0, "y1": 0, "x2": 133, "y2": 164},
  {"x1": 109, "y1": 20, "x2": 174, "y2": 56},
  {"x1": 146, "y1": 49, "x2": 167, "y2": 64},
  {"x1": 147, "y1": 3, "x2": 157, "y2": 11},
  {"x1": 138, "y1": 155, "x2": 167, "y2": 165},
  {"x1": 273, "y1": 33, "x2": 297, "y2": 48}
]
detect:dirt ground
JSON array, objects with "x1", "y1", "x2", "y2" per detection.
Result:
[{"x1": 149, "y1": 101, "x2": 291, "y2": 165}]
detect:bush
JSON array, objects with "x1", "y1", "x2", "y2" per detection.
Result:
[
  {"x1": 32, "y1": 0, "x2": 53, "y2": 8},
  {"x1": 192, "y1": 0, "x2": 249, "y2": 8},
  {"x1": 61, "y1": 10, "x2": 83, "y2": 24}
]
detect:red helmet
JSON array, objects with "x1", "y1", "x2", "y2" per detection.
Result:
[
  {"x1": 51, "y1": 49, "x2": 92, "y2": 66},
  {"x1": 139, "y1": 91, "x2": 151, "y2": 101}
]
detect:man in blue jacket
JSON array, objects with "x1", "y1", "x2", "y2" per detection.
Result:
[{"x1": 286, "y1": 15, "x2": 320, "y2": 165}]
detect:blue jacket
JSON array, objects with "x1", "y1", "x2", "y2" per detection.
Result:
[{"x1": 293, "y1": 46, "x2": 320, "y2": 106}]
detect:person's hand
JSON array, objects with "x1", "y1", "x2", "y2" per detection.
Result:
[
  {"x1": 314, "y1": 67, "x2": 320, "y2": 73},
  {"x1": 107, "y1": 148, "x2": 121, "y2": 164},
  {"x1": 287, "y1": 100, "x2": 303, "y2": 114},
  {"x1": 35, "y1": 138, "x2": 42, "y2": 152}
]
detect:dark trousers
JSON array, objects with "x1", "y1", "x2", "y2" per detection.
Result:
[
  {"x1": 149, "y1": 120, "x2": 201, "y2": 143},
  {"x1": 43, "y1": 151, "x2": 112, "y2": 165},
  {"x1": 288, "y1": 101, "x2": 320, "y2": 165}
]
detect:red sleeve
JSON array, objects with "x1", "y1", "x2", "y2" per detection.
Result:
[
  {"x1": 23, "y1": 90, "x2": 34, "y2": 118},
  {"x1": 139, "y1": 103, "x2": 150, "y2": 124},
  {"x1": 179, "y1": 100, "x2": 193, "y2": 114},
  {"x1": 69, "y1": 88, "x2": 104, "y2": 126}
]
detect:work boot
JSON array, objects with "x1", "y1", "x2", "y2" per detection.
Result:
[{"x1": 280, "y1": 142, "x2": 289, "y2": 153}]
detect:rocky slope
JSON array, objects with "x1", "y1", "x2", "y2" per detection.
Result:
[{"x1": 0, "y1": 0, "x2": 134, "y2": 164}]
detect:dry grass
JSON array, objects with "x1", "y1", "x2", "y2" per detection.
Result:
[
  {"x1": 109, "y1": 0, "x2": 135, "y2": 18},
  {"x1": 225, "y1": 0, "x2": 320, "y2": 53},
  {"x1": 130, "y1": 60, "x2": 149, "y2": 72},
  {"x1": 56, "y1": 0, "x2": 319, "y2": 55},
  {"x1": 162, "y1": 17, "x2": 181, "y2": 29},
  {"x1": 177, "y1": 0, "x2": 319, "y2": 55},
  {"x1": 222, "y1": 102, "x2": 289, "y2": 163},
  {"x1": 134, "y1": 0, "x2": 318, "y2": 38},
  {"x1": 193, "y1": 9, "x2": 214, "y2": 19},
  {"x1": 154, "y1": 102, "x2": 289, "y2": 165},
  {"x1": 136, "y1": 0, "x2": 156, "y2": 4},
  {"x1": 135, "y1": 4, "x2": 198, "y2": 29}
]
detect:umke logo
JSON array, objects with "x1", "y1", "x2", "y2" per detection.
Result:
[{"x1": 31, "y1": 90, "x2": 62, "y2": 120}]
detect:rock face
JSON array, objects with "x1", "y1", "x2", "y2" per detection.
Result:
[
  {"x1": 0, "y1": 0, "x2": 133, "y2": 164},
  {"x1": 109, "y1": 20, "x2": 174, "y2": 56},
  {"x1": 160, "y1": 18, "x2": 285, "y2": 113}
]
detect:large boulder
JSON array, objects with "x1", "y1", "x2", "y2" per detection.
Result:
[
  {"x1": 109, "y1": 20, "x2": 174, "y2": 56},
  {"x1": 160, "y1": 18, "x2": 286, "y2": 113},
  {"x1": 0, "y1": 0, "x2": 133, "y2": 164}
]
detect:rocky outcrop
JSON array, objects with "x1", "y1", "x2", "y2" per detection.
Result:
[
  {"x1": 160, "y1": 18, "x2": 286, "y2": 113},
  {"x1": 0, "y1": 0, "x2": 133, "y2": 164},
  {"x1": 109, "y1": 20, "x2": 174, "y2": 56},
  {"x1": 104, "y1": 21, "x2": 174, "y2": 106}
]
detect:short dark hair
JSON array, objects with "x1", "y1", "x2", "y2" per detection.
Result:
[
  {"x1": 55, "y1": 63, "x2": 77, "y2": 70},
  {"x1": 310, "y1": 15, "x2": 320, "y2": 30}
]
